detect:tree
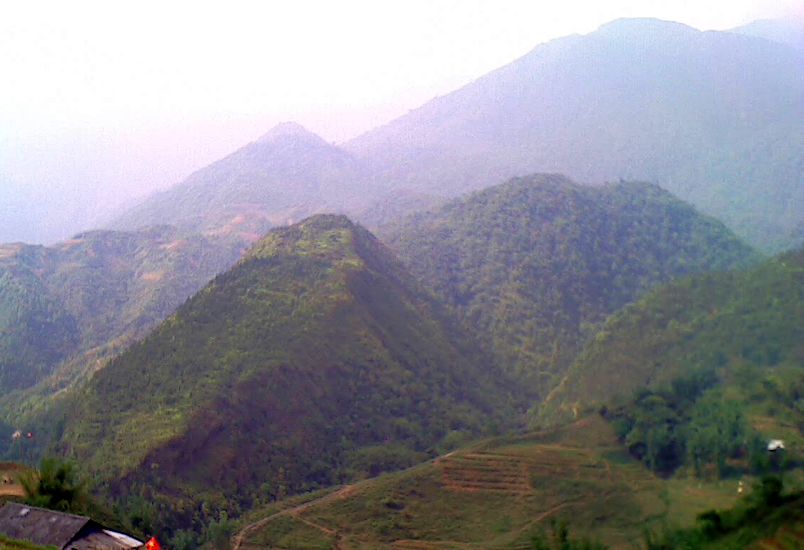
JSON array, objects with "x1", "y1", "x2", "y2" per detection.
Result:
[
  {"x1": 685, "y1": 394, "x2": 746, "y2": 477},
  {"x1": 20, "y1": 457, "x2": 88, "y2": 512}
]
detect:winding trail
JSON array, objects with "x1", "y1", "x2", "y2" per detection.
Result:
[{"x1": 231, "y1": 485, "x2": 354, "y2": 550}]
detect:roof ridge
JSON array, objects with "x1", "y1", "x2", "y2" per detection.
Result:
[{"x1": 1, "y1": 501, "x2": 90, "y2": 521}]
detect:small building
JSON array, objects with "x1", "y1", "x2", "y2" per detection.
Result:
[
  {"x1": 767, "y1": 439, "x2": 785, "y2": 452},
  {"x1": 0, "y1": 502, "x2": 143, "y2": 549}
]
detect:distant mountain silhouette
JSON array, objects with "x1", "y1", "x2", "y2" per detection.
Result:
[
  {"x1": 347, "y1": 18, "x2": 803, "y2": 251},
  {"x1": 111, "y1": 123, "x2": 375, "y2": 238},
  {"x1": 731, "y1": 15, "x2": 804, "y2": 50}
]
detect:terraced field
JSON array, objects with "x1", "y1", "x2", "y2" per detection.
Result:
[
  {"x1": 438, "y1": 452, "x2": 533, "y2": 495},
  {"x1": 233, "y1": 417, "x2": 743, "y2": 549}
]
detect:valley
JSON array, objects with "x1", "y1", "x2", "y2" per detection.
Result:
[{"x1": 0, "y1": 10, "x2": 801, "y2": 550}]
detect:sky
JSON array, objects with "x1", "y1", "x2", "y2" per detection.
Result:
[{"x1": 0, "y1": 0, "x2": 800, "y2": 243}]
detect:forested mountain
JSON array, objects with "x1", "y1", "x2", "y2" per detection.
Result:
[
  {"x1": 347, "y1": 18, "x2": 803, "y2": 251},
  {"x1": 381, "y1": 174, "x2": 758, "y2": 398},
  {"x1": 0, "y1": 227, "x2": 242, "y2": 411},
  {"x1": 541, "y1": 248, "x2": 804, "y2": 432},
  {"x1": 110, "y1": 122, "x2": 375, "y2": 237},
  {"x1": 58, "y1": 215, "x2": 516, "y2": 533}
]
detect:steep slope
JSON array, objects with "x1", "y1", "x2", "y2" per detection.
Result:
[
  {"x1": 541, "y1": 248, "x2": 804, "y2": 429},
  {"x1": 111, "y1": 122, "x2": 374, "y2": 237},
  {"x1": 347, "y1": 18, "x2": 804, "y2": 251},
  {"x1": 0, "y1": 227, "x2": 242, "y2": 410},
  {"x1": 381, "y1": 174, "x2": 758, "y2": 398},
  {"x1": 59, "y1": 215, "x2": 516, "y2": 532}
]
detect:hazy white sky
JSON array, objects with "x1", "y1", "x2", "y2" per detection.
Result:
[
  {"x1": 1, "y1": 0, "x2": 799, "y2": 142},
  {"x1": 0, "y1": 0, "x2": 800, "y2": 243}
]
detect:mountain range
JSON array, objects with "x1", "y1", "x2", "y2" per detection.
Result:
[
  {"x1": 0, "y1": 15, "x2": 800, "y2": 549},
  {"x1": 101, "y1": 18, "x2": 803, "y2": 253},
  {"x1": 56, "y1": 215, "x2": 517, "y2": 533},
  {"x1": 230, "y1": 248, "x2": 804, "y2": 550}
]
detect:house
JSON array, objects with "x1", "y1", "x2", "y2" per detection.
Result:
[{"x1": 0, "y1": 502, "x2": 143, "y2": 549}]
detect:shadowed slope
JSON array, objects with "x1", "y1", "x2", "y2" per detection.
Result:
[{"x1": 60, "y1": 215, "x2": 516, "y2": 532}]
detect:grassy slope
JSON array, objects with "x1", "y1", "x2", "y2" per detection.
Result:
[
  {"x1": 381, "y1": 175, "x2": 758, "y2": 398},
  {"x1": 541, "y1": 248, "x2": 803, "y2": 432},
  {"x1": 58, "y1": 215, "x2": 515, "y2": 526},
  {"x1": 0, "y1": 535, "x2": 55, "y2": 550},
  {"x1": 234, "y1": 416, "x2": 751, "y2": 550}
]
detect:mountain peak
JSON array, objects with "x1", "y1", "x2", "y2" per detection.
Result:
[
  {"x1": 246, "y1": 214, "x2": 362, "y2": 262},
  {"x1": 257, "y1": 121, "x2": 327, "y2": 145},
  {"x1": 594, "y1": 17, "x2": 699, "y2": 37}
]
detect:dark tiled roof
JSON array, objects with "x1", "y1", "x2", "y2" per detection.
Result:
[{"x1": 0, "y1": 502, "x2": 89, "y2": 548}]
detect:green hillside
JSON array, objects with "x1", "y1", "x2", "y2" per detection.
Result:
[
  {"x1": 542, "y1": 248, "x2": 803, "y2": 431},
  {"x1": 232, "y1": 415, "x2": 762, "y2": 549},
  {"x1": 0, "y1": 227, "x2": 242, "y2": 420},
  {"x1": 381, "y1": 174, "x2": 758, "y2": 398},
  {"x1": 59, "y1": 215, "x2": 516, "y2": 535}
]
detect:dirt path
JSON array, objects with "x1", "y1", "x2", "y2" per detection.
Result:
[
  {"x1": 0, "y1": 486, "x2": 25, "y2": 498},
  {"x1": 231, "y1": 485, "x2": 354, "y2": 550}
]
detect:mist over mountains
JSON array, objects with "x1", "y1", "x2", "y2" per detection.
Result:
[
  {"x1": 346, "y1": 18, "x2": 803, "y2": 251},
  {"x1": 0, "y1": 14, "x2": 802, "y2": 549},
  {"x1": 110, "y1": 122, "x2": 374, "y2": 239},
  {"x1": 96, "y1": 17, "x2": 804, "y2": 253}
]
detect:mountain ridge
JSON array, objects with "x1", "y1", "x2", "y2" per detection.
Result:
[
  {"x1": 346, "y1": 17, "x2": 803, "y2": 251},
  {"x1": 57, "y1": 214, "x2": 518, "y2": 535},
  {"x1": 0, "y1": 226, "x2": 244, "y2": 419},
  {"x1": 109, "y1": 124, "x2": 375, "y2": 239}
]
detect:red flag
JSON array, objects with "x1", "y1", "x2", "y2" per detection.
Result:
[{"x1": 145, "y1": 537, "x2": 161, "y2": 550}]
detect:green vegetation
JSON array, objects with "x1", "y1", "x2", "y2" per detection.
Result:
[
  {"x1": 603, "y1": 370, "x2": 772, "y2": 478},
  {"x1": 0, "y1": 226, "x2": 242, "y2": 424},
  {"x1": 383, "y1": 175, "x2": 757, "y2": 398},
  {"x1": 542, "y1": 248, "x2": 803, "y2": 439},
  {"x1": 0, "y1": 534, "x2": 56, "y2": 550},
  {"x1": 57, "y1": 215, "x2": 516, "y2": 538},
  {"x1": 643, "y1": 476, "x2": 803, "y2": 549},
  {"x1": 530, "y1": 521, "x2": 607, "y2": 550},
  {"x1": 19, "y1": 457, "x2": 87, "y2": 513},
  {"x1": 233, "y1": 416, "x2": 745, "y2": 549}
]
